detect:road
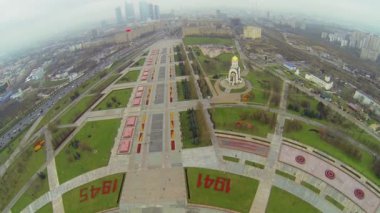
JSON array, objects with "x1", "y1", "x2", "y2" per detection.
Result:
[{"x1": 0, "y1": 31, "x2": 165, "y2": 150}]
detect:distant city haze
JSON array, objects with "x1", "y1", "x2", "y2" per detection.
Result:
[{"x1": 0, "y1": 0, "x2": 379, "y2": 56}]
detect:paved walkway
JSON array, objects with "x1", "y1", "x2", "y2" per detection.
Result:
[
  {"x1": 273, "y1": 176, "x2": 340, "y2": 213},
  {"x1": 44, "y1": 130, "x2": 64, "y2": 213},
  {"x1": 250, "y1": 82, "x2": 288, "y2": 213},
  {"x1": 14, "y1": 38, "x2": 380, "y2": 213},
  {"x1": 211, "y1": 79, "x2": 252, "y2": 104}
]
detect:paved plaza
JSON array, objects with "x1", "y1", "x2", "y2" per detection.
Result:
[
  {"x1": 120, "y1": 168, "x2": 187, "y2": 209},
  {"x1": 8, "y1": 39, "x2": 379, "y2": 213}
]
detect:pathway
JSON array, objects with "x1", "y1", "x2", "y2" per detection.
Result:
[
  {"x1": 249, "y1": 82, "x2": 288, "y2": 213},
  {"x1": 44, "y1": 130, "x2": 64, "y2": 213},
  {"x1": 16, "y1": 38, "x2": 379, "y2": 213}
]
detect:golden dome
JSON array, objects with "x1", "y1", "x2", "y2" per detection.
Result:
[{"x1": 232, "y1": 56, "x2": 238, "y2": 62}]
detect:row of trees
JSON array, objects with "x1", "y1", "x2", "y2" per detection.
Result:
[
  {"x1": 177, "y1": 62, "x2": 186, "y2": 76},
  {"x1": 239, "y1": 110, "x2": 277, "y2": 128},
  {"x1": 187, "y1": 47, "x2": 212, "y2": 98},
  {"x1": 195, "y1": 103, "x2": 211, "y2": 145},
  {"x1": 191, "y1": 56, "x2": 200, "y2": 75},
  {"x1": 373, "y1": 158, "x2": 380, "y2": 178},
  {"x1": 175, "y1": 45, "x2": 184, "y2": 62},
  {"x1": 287, "y1": 100, "x2": 329, "y2": 120},
  {"x1": 319, "y1": 128, "x2": 362, "y2": 161},
  {"x1": 269, "y1": 77, "x2": 282, "y2": 107},
  {"x1": 70, "y1": 91, "x2": 80, "y2": 101},
  {"x1": 186, "y1": 109, "x2": 200, "y2": 145},
  {"x1": 181, "y1": 80, "x2": 191, "y2": 100},
  {"x1": 49, "y1": 123, "x2": 76, "y2": 150},
  {"x1": 198, "y1": 78, "x2": 212, "y2": 98}
]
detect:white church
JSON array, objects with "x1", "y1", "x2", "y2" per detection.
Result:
[{"x1": 227, "y1": 56, "x2": 242, "y2": 86}]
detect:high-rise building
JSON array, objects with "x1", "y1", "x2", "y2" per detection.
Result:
[
  {"x1": 360, "y1": 35, "x2": 380, "y2": 61},
  {"x1": 154, "y1": 5, "x2": 160, "y2": 20},
  {"x1": 148, "y1": 3, "x2": 154, "y2": 20},
  {"x1": 115, "y1": 7, "x2": 123, "y2": 25},
  {"x1": 125, "y1": 2, "x2": 135, "y2": 23},
  {"x1": 139, "y1": 1, "x2": 150, "y2": 21}
]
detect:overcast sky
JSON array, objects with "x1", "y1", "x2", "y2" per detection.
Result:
[{"x1": 0, "y1": 0, "x2": 379, "y2": 56}]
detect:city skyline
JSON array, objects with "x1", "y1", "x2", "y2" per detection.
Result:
[{"x1": 1, "y1": 0, "x2": 380, "y2": 57}]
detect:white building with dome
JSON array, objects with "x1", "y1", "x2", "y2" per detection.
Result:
[{"x1": 228, "y1": 56, "x2": 242, "y2": 86}]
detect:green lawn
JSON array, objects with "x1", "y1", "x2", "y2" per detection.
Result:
[
  {"x1": 286, "y1": 85, "x2": 319, "y2": 117},
  {"x1": 51, "y1": 127, "x2": 76, "y2": 150},
  {"x1": 132, "y1": 58, "x2": 145, "y2": 67},
  {"x1": 245, "y1": 160, "x2": 265, "y2": 169},
  {"x1": 209, "y1": 107, "x2": 276, "y2": 138},
  {"x1": 286, "y1": 86, "x2": 380, "y2": 154},
  {"x1": 55, "y1": 119, "x2": 121, "y2": 183},
  {"x1": 0, "y1": 144, "x2": 46, "y2": 210},
  {"x1": 89, "y1": 74, "x2": 121, "y2": 94},
  {"x1": 58, "y1": 95, "x2": 100, "y2": 124},
  {"x1": 62, "y1": 173, "x2": 125, "y2": 213},
  {"x1": 284, "y1": 120, "x2": 380, "y2": 186},
  {"x1": 301, "y1": 181, "x2": 321, "y2": 194},
  {"x1": 36, "y1": 203, "x2": 53, "y2": 213},
  {"x1": 94, "y1": 89, "x2": 132, "y2": 111},
  {"x1": 231, "y1": 86, "x2": 248, "y2": 94},
  {"x1": 179, "y1": 111, "x2": 212, "y2": 149},
  {"x1": 325, "y1": 195, "x2": 344, "y2": 210},
  {"x1": 0, "y1": 127, "x2": 28, "y2": 165},
  {"x1": 223, "y1": 156, "x2": 239, "y2": 163},
  {"x1": 244, "y1": 71, "x2": 282, "y2": 106},
  {"x1": 341, "y1": 121, "x2": 380, "y2": 155},
  {"x1": 11, "y1": 170, "x2": 49, "y2": 213},
  {"x1": 116, "y1": 70, "x2": 140, "y2": 84},
  {"x1": 193, "y1": 47, "x2": 236, "y2": 76},
  {"x1": 275, "y1": 170, "x2": 296, "y2": 181},
  {"x1": 266, "y1": 186, "x2": 320, "y2": 213},
  {"x1": 184, "y1": 36, "x2": 234, "y2": 46},
  {"x1": 177, "y1": 82, "x2": 185, "y2": 101},
  {"x1": 186, "y1": 167, "x2": 258, "y2": 213}
]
